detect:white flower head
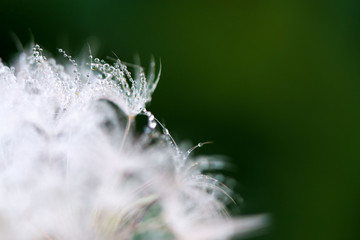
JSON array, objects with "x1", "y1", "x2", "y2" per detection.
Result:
[{"x1": 0, "y1": 43, "x2": 268, "y2": 240}]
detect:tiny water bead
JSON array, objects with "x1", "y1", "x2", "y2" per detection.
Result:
[
  {"x1": 163, "y1": 128, "x2": 169, "y2": 135},
  {"x1": 148, "y1": 114, "x2": 157, "y2": 129},
  {"x1": 33, "y1": 51, "x2": 39, "y2": 58},
  {"x1": 183, "y1": 143, "x2": 212, "y2": 161}
]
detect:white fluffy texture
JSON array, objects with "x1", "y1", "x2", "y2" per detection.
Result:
[{"x1": 0, "y1": 45, "x2": 266, "y2": 240}]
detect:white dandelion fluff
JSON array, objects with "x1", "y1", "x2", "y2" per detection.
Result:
[{"x1": 0, "y1": 43, "x2": 267, "y2": 240}]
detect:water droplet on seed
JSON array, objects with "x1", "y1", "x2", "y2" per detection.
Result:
[
  {"x1": 148, "y1": 114, "x2": 157, "y2": 129},
  {"x1": 33, "y1": 51, "x2": 39, "y2": 58}
]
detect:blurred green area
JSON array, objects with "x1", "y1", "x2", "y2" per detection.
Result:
[{"x1": 1, "y1": 0, "x2": 360, "y2": 239}]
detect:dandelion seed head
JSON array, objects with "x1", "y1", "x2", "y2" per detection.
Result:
[{"x1": 0, "y1": 43, "x2": 267, "y2": 239}]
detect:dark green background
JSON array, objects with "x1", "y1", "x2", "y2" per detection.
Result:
[{"x1": 1, "y1": 1, "x2": 360, "y2": 239}]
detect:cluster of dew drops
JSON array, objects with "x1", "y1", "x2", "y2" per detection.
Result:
[
  {"x1": 30, "y1": 45, "x2": 201, "y2": 163},
  {"x1": 56, "y1": 48, "x2": 163, "y2": 135},
  {"x1": 28, "y1": 44, "x2": 233, "y2": 201},
  {"x1": 57, "y1": 48, "x2": 81, "y2": 82}
]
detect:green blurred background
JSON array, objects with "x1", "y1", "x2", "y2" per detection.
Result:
[{"x1": 1, "y1": 0, "x2": 360, "y2": 239}]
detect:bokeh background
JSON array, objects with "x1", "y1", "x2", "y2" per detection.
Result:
[{"x1": 1, "y1": 1, "x2": 360, "y2": 239}]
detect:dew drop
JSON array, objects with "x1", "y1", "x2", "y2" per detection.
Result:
[
  {"x1": 58, "y1": 49, "x2": 63, "y2": 53},
  {"x1": 149, "y1": 121, "x2": 157, "y2": 129},
  {"x1": 33, "y1": 51, "x2": 39, "y2": 58},
  {"x1": 94, "y1": 58, "x2": 100, "y2": 63},
  {"x1": 148, "y1": 114, "x2": 157, "y2": 129}
]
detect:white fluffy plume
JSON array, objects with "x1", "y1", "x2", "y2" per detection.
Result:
[{"x1": 0, "y1": 44, "x2": 267, "y2": 240}]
